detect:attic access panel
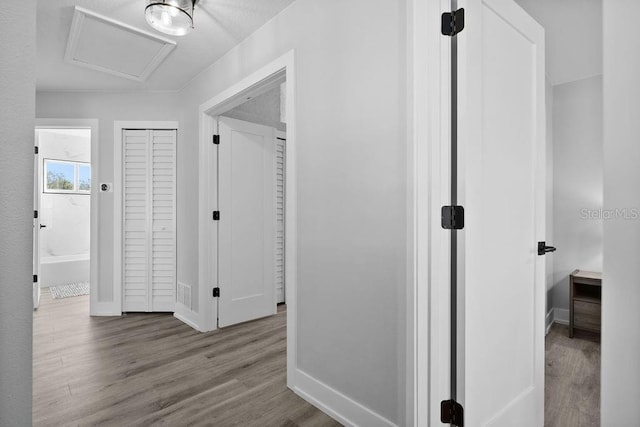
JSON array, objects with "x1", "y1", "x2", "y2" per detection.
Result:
[{"x1": 64, "y1": 7, "x2": 176, "y2": 82}]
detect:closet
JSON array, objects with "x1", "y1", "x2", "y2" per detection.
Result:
[{"x1": 122, "y1": 129, "x2": 176, "y2": 312}]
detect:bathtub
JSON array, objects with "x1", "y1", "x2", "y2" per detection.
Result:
[{"x1": 40, "y1": 254, "x2": 90, "y2": 288}]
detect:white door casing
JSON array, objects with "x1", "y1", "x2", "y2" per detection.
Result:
[
  {"x1": 217, "y1": 117, "x2": 277, "y2": 327},
  {"x1": 457, "y1": 0, "x2": 546, "y2": 425}
]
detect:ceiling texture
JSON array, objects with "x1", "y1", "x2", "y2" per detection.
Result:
[
  {"x1": 37, "y1": 0, "x2": 295, "y2": 92},
  {"x1": 515, "y1": 0, "x2": 602, "y2": 86}
]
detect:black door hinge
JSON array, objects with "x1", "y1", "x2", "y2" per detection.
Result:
[
  {"x1": 213, "y1": 287, "x2": 220, "y2": 297},
  {"x1": 35, "y1": 146, "x2": 39, "y2": 154},
  {"x1": 538, "y1": 241, "x2": 557, "y2": 256},
  {"x1": 441, "y1": 8, "x2": 465, "y2": 36},
  {"x1": 213, "y1": 135, "x2": 220, "y2": 145},
  {"x1": 33, "y1": 274, "x2": 38, "y2": 283},
  {"x1": 34, "y1": 210, "x2": 38, "y2": 219},
  {"x1": 441, "y1": 205, "x2": 464, "y2": 230},
  {"x1": 441, "y1": 399, "x2": 464, "y2": 426},
  {"x1": 213, "y1": 211, "x2": 220, "y2": 221}
]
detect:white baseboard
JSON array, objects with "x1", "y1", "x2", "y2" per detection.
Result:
[
  {"x1": 546, "y1": 307, "x2": 570, "y2": 335},
  {"x1": 174, "y1": 306, "x2": 202, "y2": 332},
  {"x1": 90, "y1": 301, "x2": 121, "y2": 316},
  {"x1": 545, "y1": 309, "x2": 554, "y2": 335},
  {"x1": 292, "y1": 369, "x2": 397, "y2": 427},
  {"x1": 553, "y1": 308, "x2": 569, "y2": 325}
]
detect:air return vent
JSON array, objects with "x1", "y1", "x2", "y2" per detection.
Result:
[{"x1": 177, "y1": 282, "x2": 192, "y2": 310}]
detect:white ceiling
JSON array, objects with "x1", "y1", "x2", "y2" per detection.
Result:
[
  {"x1": 515, "y1": 0, "x2": 602, "y2": 86},
  {"x1": 37, "y1": 0, "x2": 295, "y2": 92}
]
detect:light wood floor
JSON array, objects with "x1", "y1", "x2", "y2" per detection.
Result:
[
  {"x1": 545, "y1": 323, "x2": 600, "y2": 427},
  {"x1": 33, "y1": 290, "x2": 341, "y2": 426}
]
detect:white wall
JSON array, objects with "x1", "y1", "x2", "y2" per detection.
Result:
[
  {"x1": 38, "y1": 129, "x2": 91, "y2": 261},
  {"x1": 36, "y1": 92, "x2": 180, "y2": 303},
  {"x1": 551, "y1": 75, "x2": 603, "y2": 310},
  {"x1": 178, "y1": 0, "x2": 408, "y2": 423},
  {"x1": 602, "y1": 1, "x2": 640, "y2": 423},
  {"x1": 0, "y1": 0, "x2": 35, "y2": 424}
]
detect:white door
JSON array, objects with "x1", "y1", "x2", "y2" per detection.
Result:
[
  {"x1": 122, "y1": 129, "x2": 176, "y2": 312},
  {"x1": 217, "y1": 117, "x2": 276, "y2": 327},
  {"x1": 275, "y1": 133, "x2": 286, "y2": 304},
  {"x1": 457, "y1": 0, "x2": 546, "y2": 425},
  {"x1": 33, "y1": 132, "x2": 41, "y2": 309}
]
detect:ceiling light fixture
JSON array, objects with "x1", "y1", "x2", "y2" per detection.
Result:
[{"x1": 145, "y1": 0, "x2": 199, "y2": 36}]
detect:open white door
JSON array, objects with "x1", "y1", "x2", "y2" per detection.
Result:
[
  {"x1": 457, "y1": 0, "x2": 546, "y2": 425},
  {"x1": 217, "y1": 117, "x2": 276, "y2": 327},
  {"x1": 33, "y1": 132, "x2": 41, "y2": 309}
]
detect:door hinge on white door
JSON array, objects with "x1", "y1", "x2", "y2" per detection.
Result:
[
  {"x1": 33, "y1": 274, "x2": 38, "y2": 283},
  {"x1": 213, "y1": 135, "x2": 220, "y2": 145},
  {"x1": 213, "y1": 211, "x2": 220, "y2": 221},
  {"x1": 441, "y1": 9, "x2": 465, "y2": 36},
  {"x1": 441, "y1": 205, "x2": 465, "y2": 230},
  {"x1": 441, "y1": 399, "x2": 464, "y2": 426},
  {"x1": 213, "y1": 287, "x2": 220, "y2": 297}
]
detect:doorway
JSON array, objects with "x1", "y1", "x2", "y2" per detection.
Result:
[
  {"x1": 33, "y1": 120, "x2": 98, "y2": 311},
  {"x1": 512, "y1": 1, "x2": 604, "y2": 425},
  {"x1": 198, "y1": 51, "x2": 297, "y2": 386},
  {"x1": 418, "y1": 1, "x2": 603, "y2": 425}
]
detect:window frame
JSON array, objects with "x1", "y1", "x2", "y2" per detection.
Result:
[{"x1": 43, "y1": 158, "x2": 91, "y2": 194}]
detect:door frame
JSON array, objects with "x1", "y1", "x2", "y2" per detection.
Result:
[
  {"x1": 197, "y1": 50, "x2": 297, "y2": 384},
  {"x1": 34, "y1": 119, "x2": 100, "y2": 314},
  {"x1": 411, "y1": 0, "x2": 454, "y2": 425},
  {"x1": 113, "y1": 121, "x2": 179, "y2": 314}
]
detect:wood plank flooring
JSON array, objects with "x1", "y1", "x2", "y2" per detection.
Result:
[
  {"x1": 33, "y1": 290, "x2": 341, "y2": 427},
  {"x1": 545, "y1": 323, "x2": 600, "y2": 427}
]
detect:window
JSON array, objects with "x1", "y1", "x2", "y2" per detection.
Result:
[{"x1": 44, "y1": 159, "x2": 91, "y2": 193}]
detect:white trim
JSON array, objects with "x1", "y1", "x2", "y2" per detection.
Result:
[
  {"x1": 412, "y1": 0, "x2": 452, "y2": 425},
  {"x1": 65, "y1": 7, "x2": 176, "y2": 83},
  {"x1": 546, "y1": 308, "x2": 571, "y2": 336},
  {"x1": 35, "y1": 118, "x2": 100, "y2": 316},
  {"x1": 174, "y1": 310, "x2": 202, "y2": 332},
  {"x1": 546, "y1": 309, "x2": 554, "y2": 335},
  {"x1": 114, "y1": 121, "x2": 179, "y2": 316},
  {"x1": 552, "y1": 308, "x2": 569, "y2": 325},
  {"x1": 197, "y1": 51, "x2": 298, "y2": 390},
  {"x1": 293, "y1": 369, "x2": 398, "y2": 427}
]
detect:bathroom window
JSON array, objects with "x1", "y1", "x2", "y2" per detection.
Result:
[{"x1": 44, "y1": 159, "x2": 91, "y2": 193}]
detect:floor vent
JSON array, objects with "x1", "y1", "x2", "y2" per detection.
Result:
[{"x1": 177, "y1": 282, "x2": 192, "y2": 310}]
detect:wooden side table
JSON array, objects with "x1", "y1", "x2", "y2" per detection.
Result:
[{"x1": 569, "y1": 269, "x2": 602, "y2": 338}]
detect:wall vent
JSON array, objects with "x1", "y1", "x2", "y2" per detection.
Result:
[{"x1": 177, "y1": 282, "x2": 192, "y2": 310}]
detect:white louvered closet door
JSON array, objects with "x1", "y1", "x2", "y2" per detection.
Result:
[
  {"x1": 123, "y1": 129, "x2": 176, "y2": 312},
  {"x1": 275, "y1": 136, "x2": 286, "y2": 304}
]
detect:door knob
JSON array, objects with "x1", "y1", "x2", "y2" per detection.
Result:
[
  {"x1": 537, "y1": 241, "x2": 556, "y2": 256},
  {"x1": 39, "y1": 224, "x2": 47, "y2": 229}
]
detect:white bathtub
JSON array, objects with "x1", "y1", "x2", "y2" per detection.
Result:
[{"x1": 40, "y1": 254, "x2": 90, "y2": 288}]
